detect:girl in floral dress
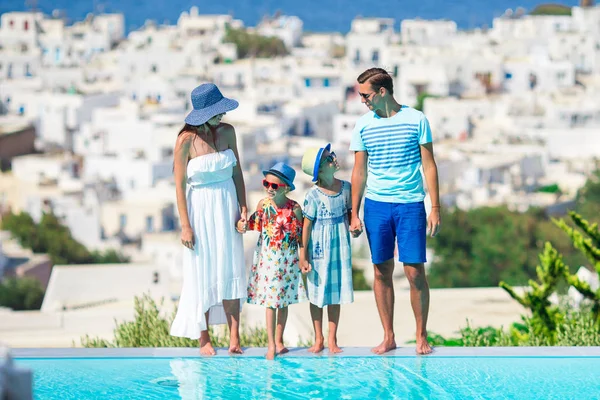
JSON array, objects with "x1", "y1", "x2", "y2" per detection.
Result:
[{"x1": 237, "y1": 162, "x2": 307, "y2": 360}]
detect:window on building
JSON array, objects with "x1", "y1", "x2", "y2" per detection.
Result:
[
  {"x1": 151, "y1": 64, "x2": 157, "y2": 73},
  {"x1": 305, "y1": 78, "x2": 311, "y2": 87},
  {"x1": 9, "y1": 20, "x2": 14, "y2": 28},
  {"x1": 146, "y1": 216, "x2": 154, "y2": 233},
  {"x1": 372, "y1": 50, "x2": 379, "y2": 63},
  {"x1": 323, "y1": 78, "x2": 330, "y2": 87},
  {"x1": 24, "y1": 21, "x2": 29, "y2": 31},
  {"x1": 119, "y1": 214, "x2": 127, "y2": 229},
  {"x1": 504, "y1": 72, "x2": 513, "y2": 79}
]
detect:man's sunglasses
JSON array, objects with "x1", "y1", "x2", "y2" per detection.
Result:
[
  {"x1": 262, "y1": 179, "x2": 286, "y2": 190},
  {"x1": 358, "y1": 92, "x2": 376, "y2": 100}
]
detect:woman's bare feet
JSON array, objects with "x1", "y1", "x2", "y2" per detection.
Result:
[
  {"x1": 199, "y1": 338, "x2": 216, "y2": 356},
  {"x1": 266, "y1": 346, "x2": 276, "y2": 360},
  {"x1": 371, "y1": 338, "x2": 397, "y2": 355},
  {"x1": 328, "y1": 338, "x2": 343, "y2": 354},
  {"x1": 416, "y1": 336, "x2": 432, "y2": 355},
  {"x1": 276, "y1": 343, "x2": 289, "y2": 354},
  {"x1": 308, "y1": 339, "x2": 324, "y2": 353}
]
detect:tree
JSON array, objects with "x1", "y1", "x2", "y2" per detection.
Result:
[
  {"x1": 223, "y1": 27, "x2": 288, "y2": 59},
  {"x1": 575, "y1": 169, "x2": 600, "y2": 222},
  {"x1": 428, "y1": 206, "x2": 541, "y2": 288},
  {"x1": 414, "y1": 92, "x2": 437, "y2": 112},
  {"x1": 529, "y1": 4, "x2": 572, "y2": 16},
  {"x1": 1, "y1": 211, "x2": 129, "y2": 265},
  {"x1": 427, "y1": 172, "x2": 600, "y2": 288}
]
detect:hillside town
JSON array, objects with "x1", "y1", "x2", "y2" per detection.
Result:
[{"x1": 1, "y1": 1, "x2": 600, "y2": 347}]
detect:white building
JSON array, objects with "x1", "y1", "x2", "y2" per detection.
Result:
[
  {"x1": 400, "y1": 19, "x2": 457, "y2": 46},
  {"x1": 345, "y1": 17, "x2": 396, "y2": 68},
  {"x1": 257, "y1": 14, "x2": 303, "y2": 49},
  {"x1": 502, "y1": 55, "x2": 574, "y2": 94}
]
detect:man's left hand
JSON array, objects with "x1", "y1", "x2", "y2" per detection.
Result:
[{"x1": 427, "y1": 208, "x2": 441, "y2": 237}]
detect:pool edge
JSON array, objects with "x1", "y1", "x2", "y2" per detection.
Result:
[{"x1": 11, "y1": 346, "x2": 600, "y2": 358}]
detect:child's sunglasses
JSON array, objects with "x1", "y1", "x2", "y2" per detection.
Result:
[
  {"x1": 262, "y1": 179, "x2": 286, "y2": 190},
  {"x1": 320, "y1": 152, "x2": 337, "y2": 165}
]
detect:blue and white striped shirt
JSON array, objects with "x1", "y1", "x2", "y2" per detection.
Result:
[{"x1": 349, "y1": 106, "x2": 432, "y2": 203}]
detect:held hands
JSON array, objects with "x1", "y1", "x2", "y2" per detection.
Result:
[
  {"x1": 181, "y1": 226, "x2": 195, "y2": 250},
  {"x1": 236, "y1": 218, "x2": 248, "y2": 234},
  {"x1": 236, "y1": 208, "x2": 248, "y2": 234},
  {"x1": 299, "y1": 258, "x2": 312, "y2": 274},
  {"x1": 350, "y1": 215, "x2": 363, "y2": 238}
]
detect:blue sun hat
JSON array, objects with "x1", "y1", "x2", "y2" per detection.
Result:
[
  {"x1": 184, "y1": 83, "x2": 239, "y2": 125},
  {"x1": 262, "y1": 162, "x2": 296, "y2": 191},
  {"x1": 301, "y1": 143, "x2": 331, "y2": 182}
]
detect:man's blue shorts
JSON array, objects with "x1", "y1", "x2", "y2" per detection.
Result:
[{"x1": 363, "y1": 198, "x2": 427, "y2": 265}]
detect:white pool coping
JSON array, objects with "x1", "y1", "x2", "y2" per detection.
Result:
[{"x1": 12, "y1": 346, "x2": 600, "y2": 358}]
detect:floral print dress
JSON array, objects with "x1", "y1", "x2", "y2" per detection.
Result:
[{"x1": 247, "y1": 198, "x2": 307, "y2": 308}]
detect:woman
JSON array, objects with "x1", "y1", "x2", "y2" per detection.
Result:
[{"x1": 170, "y1": 83, "x2": 247, "y2": 355}]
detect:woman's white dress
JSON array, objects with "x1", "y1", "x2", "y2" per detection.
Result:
[{"x1": 170, "y1": 149, "x2": 246, "y2": 339}]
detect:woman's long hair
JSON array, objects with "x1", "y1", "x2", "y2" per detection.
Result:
[{"x1": 173, "y1": 123, "x2": 218, "y2": 171}]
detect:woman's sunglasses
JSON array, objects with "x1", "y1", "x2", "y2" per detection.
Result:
[{"x1": 262, "y1": 179, "x2": 286, "y2": 190}]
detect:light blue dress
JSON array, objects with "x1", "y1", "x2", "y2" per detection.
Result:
[{"x1": 302, "y1": 180, "x2": 354, "y2": 307}]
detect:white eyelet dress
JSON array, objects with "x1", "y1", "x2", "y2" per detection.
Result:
[{"x1": 170, "y1": 149, "x2": 246, "y2": 339}]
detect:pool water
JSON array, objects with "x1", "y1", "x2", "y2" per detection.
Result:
[{"x1": 16, "y1": 356, "x2": 600, "y2": 399}]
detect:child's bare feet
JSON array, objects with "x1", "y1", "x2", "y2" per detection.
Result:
[
  {"x1": 276, "y1": 343, "x2": 289, "y2": 354},
  {"x1": 229, "y1": 339, "x2": 243, "y2": 354},
  {"x1": 328, "y1": 338, "x2": 343, "y2": 354},
  {"x1": 199, "y1": 338, "x2": 216, "y2": 356},
  {"x1": 308, "y1": 339, "x2": 324, "y2": 353},
  {"x1": 266, "y1": 346, "x2": 276, "y2": 360}
]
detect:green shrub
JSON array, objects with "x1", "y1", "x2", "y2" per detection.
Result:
[
  {"x1": 0, "y1": 276, "x2": 45, "y2": 310},
  {"x1": 80, "y1": 294, "x2": 311, "y2": 348},
  {"x1": 352, "y1": 267, "x2": 371, "y2": 291}
]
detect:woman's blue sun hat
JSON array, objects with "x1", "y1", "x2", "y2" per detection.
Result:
[
  {"x1": 262, "y1": 162, "x2": 296, "y2": 191},
  {"x1": 301, "y1": 143, "x2": 331, "y2": 182},
  {"x1": 184, "y1": 83, "x2": 239, "y2": 126}
]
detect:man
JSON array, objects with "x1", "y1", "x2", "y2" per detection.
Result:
[{"x1": 350, "y1": 68, "x2": 441, "y2": 355}]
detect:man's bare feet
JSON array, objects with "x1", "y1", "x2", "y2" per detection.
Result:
[
  {"x1": 276, "y1": 343, "x2": 289, "y2": 354},
  {"x1": 307, "y1": 339, "x2": 324, "y2": 353},
  {"x1": 328, "y1": 339, "x2": 343, "y2": 354},
  {"x1": 199, "y1": 339, "x2": 216, "y2": 356},
  {"x1": 371, "y1": 338, "x2": 397, "y2": 355},
  {"x1": 266, "y1": 346, "x2": 276, "y2": 360},
  {"x1": 416, "y1": 337, "x2": 433, "y2": 355}
]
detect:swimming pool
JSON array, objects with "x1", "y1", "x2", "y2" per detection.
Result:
[{"x1": 14, "y1": 347, "x2": 600, "y2": 399}]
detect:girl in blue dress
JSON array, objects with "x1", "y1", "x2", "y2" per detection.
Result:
[{"x1": 300, "y1": 143, "x2": 354, "y2": 353}]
